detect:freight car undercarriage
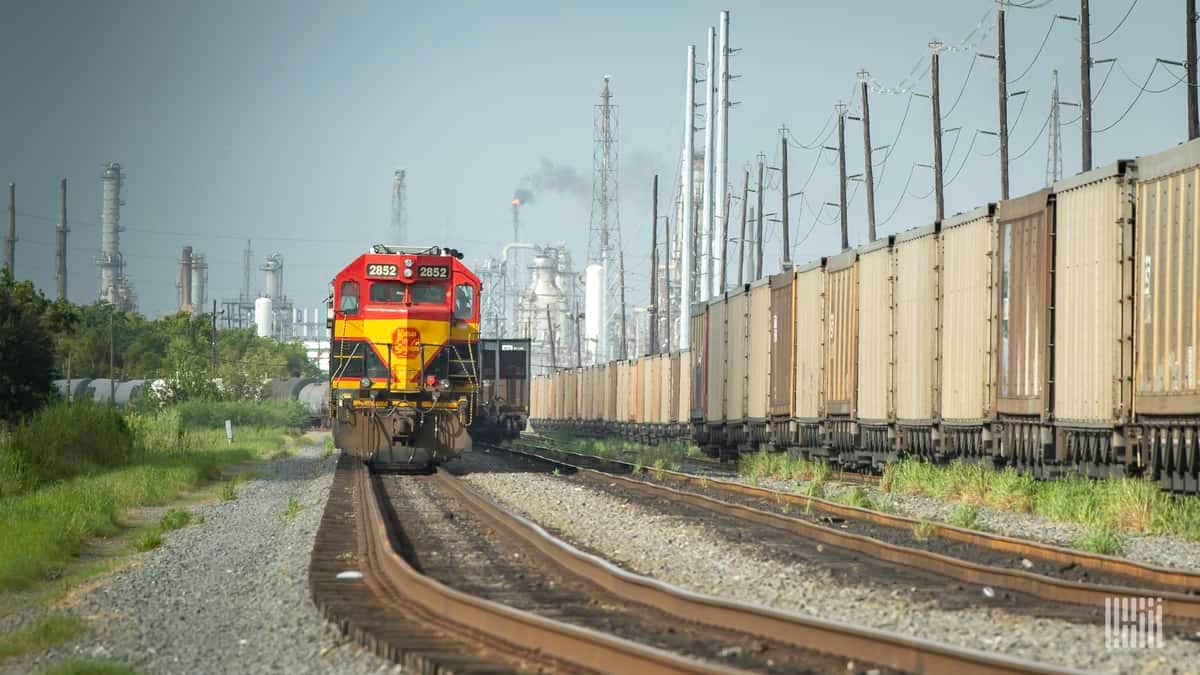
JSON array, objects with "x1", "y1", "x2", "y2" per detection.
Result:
[{"x1": 529, "y1": 415, "x2": 1200, "y2": 495}]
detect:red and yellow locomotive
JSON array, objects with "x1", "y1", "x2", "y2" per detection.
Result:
[{"x1": 328, "y1": 245, "x2": 480, "y2": 469}]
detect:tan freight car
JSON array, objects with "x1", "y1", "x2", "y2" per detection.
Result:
[
  {"x1": 792, "y1": 260, "x2": 826, "y2": 448},
  {"x1": 1052, "y1": 161, "x2": 1136, "y2": 478},
  {"x1": 994, "y1": 188, "x2": 1055, "y2": 473},
  {"x1": 824, "y1": 250, "x2": 860, "y2": 457},
  {"x1": 938, "y1": 205, "x2": 998, "y2": 460},
  {"x1": 856, "y1": 237, "x2": 895, "y2": 460},
  {"x1": 690, "y1": 306, "x2": 708, "y2": 425},
  {"x1": 703, "y1": 298, "x2": 727, "y2": 447},
  {"x1": 894, "y1": 225, "x2": 940, "y2": 458},
  {"x1": 725, "y1": 289, "x2": 749, "y2": 428},
  {"x1": 1133, "y1": 139, "x2": 1200, "y2": 492},
  {"x1": 746, "y1": 280, "x2": 772, "y2": 442},
  {"x1": 769, "y1": 271, "x2": 796, "y2": 434}
]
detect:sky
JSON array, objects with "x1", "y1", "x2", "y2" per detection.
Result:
[{"x1": 0, "y1": 0, "x2": 1187, "y2": 318}]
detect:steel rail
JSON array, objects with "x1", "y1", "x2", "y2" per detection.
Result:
[
  {"x1": 436, "y1": 469, "x2": 1074, "y2": 675},
  {"x1": 493, "y1": 442, "x2": 1200, "y2": 620},
  {"x1": 351, "y1": 460, "x2": 737, "y2": 675}
]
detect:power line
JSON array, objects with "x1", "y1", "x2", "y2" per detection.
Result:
[
  {"x1": 945, "y1": 130, "x2": 984, "y2": 186},
  {"x1": 877, "y1": 163, "x2": 921, "y2": 227},
  {"x1": 1010, "y1": 110, "x2": 1053, "y2": 160},
  {"x1": 1097, "y1": 61, "x2": 1183, "y2": 133},
  {"x1": 1092, "y1": 0, "x2": 1139, "y2": 45},
  {"x1": 873, "y1": 92, "x2": 916, "y2": 188},
  {"x1": 1007, "y1": 17, "x2": 1060, "y2": 85},
  {"x1": 941, "y1": 53, "x2": 981, "y2": 120}
]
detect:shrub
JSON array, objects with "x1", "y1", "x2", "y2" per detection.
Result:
[
  {"x1": 175, "y1": 399, "x2": 309, "y2": 431},
  {"x1": 0, "y1": 402, "x2": 133, "y2": 494}
]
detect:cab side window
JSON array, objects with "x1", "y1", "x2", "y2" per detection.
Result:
[
  {"x1": 339, "y1": 281, "x2": 360, "y2": 314},
  {"x1": 454, "y1": 284, "x2": 475, "y2": 320}
]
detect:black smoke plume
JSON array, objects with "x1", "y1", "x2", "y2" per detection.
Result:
[{"x1": 513, "y1": 159, "x2": 591, "y2": 206}]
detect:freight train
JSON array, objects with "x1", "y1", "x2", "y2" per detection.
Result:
[
  {"x1": 532, "y1": 138, "x2": 1200, "y2": 495},
  {"x1": 326, "y1": 245, "x2": 531, "y2": 469}
]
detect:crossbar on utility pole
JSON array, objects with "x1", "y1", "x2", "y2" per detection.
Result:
[
  {"x1": 1081, "y1": 0, "x2": 1093, "y2": 171},
  {"x1": 931, "y1": 40, "x2": 946, "y2": 223},
  {"x1": 649, "y1": 174, "x2": 659, "y2": 354}
]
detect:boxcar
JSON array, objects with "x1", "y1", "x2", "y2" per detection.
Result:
[
  {"x1": 894, "y1": 224, "x2": 941, "y2": 459},
  {"x1": 856, "y1": 237, "x2": 895, "y2": 462},
  {"x1": 824, "y1": 250, "x2": 860, "y2": 459}
]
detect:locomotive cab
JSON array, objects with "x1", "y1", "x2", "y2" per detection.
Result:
[{"x1": 329, "y1": 245, "x2": 480, "y2": 470}]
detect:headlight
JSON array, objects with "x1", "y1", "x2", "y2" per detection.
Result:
[
  {"x1": 403, "y1": 268, "x2": 414, "y2": 278},
  {"x1": 440, "y1": 379, "x2": 452, "y2": 390},
  {"x1": 359, "y1": 377, "x2": 372, "y2": 389}
]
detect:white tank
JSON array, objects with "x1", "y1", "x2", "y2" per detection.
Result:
[{"x1": 255, "y1": 297, "x2": 273, "y2": 338}]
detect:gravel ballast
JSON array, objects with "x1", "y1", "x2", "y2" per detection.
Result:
[
  {"x1": 16, "y1": 438, "x2": 398, "y2": 675},
  {"x1": 460, "y1": 450, "x2": 1200, "y2": 674}
]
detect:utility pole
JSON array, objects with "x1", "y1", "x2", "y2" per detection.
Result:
[
  {"x1": 719, "y1": 190, "x2": 731, "y2": 292},
  {"x1": 649, "y1": 174, "x2": 659, "y2": 354},
  {"x1": 618, "y1": 250, "x2": 628, "y2": 360},
  {"x1": 1189, "y1": 0, "x2": 1199, "y2": 140},
  {"x1": 714, "y1": 10, "x2": 730, "y2": 300},
  {"x1": 573, "y1": 305, "x2": 583, "y2": 367},
  {"x1": 998, "y1": 3, "x2": 1011, "y2": 199},
  {"x1": 546, "y1": 306, "x2": 557, "y2": 370},
  {"x1": 1080, "y1": 0, "x2": 1093, "y2": 171},
  {"x1": 663, "y1": 216, "x2": 671, "y2": 352},
  {"x1": 858, "y1": 72, "x2": 877, "y2": 243},
  {"x1": 56, "y1": 179, "x2": 67, "y2": 300},
  {"x1": 5, "y1": 183, "x2": 14, "y2": 276},
  {"x1": 737, "y1": 169, "x2": 748, "y2": 286},
  {"x1": 780, "y1": 132, "x2": 791, "y2": 268},
  {"x1": 931, "y1": 40, "x2": 946, "y2": 223},
  {"x1": 699, "y1": 26, "x2": 716, "y2": 303},
  {"x1": 836, "y1": 102, "x2": 849, "y2": 250},
  {"x1": 755, "y1": 156, "x2": 764, "y2": 278},
  {"x1": 211, "y1": 299, "x2": 218, "y2": 371},
  {"x1": 681, "y1": 44, "x2": 696, "y2": 351}
]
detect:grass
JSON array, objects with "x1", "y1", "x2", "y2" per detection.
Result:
[
  {"x1": 0, "y1": 613, "x2": 84, "y2": 659},
  {"x1": 911, "y1": 519, "x2": 937, "y2": 541},
  {"x1": 159, "y1": 509, "x2": 191, "y2": 531},
  {"x1": 1074, "y1": 525, "x2": 1126, "y2": 555},
  {"x1": 543, "y1": 432, "x2": 703, "y2": 473},
  {"x1": 133, "y1": 530, "x2": 162, "y2": 552},
  {"x1": 220, "y1": 482, "x2": 238, "y2": 501},
  {"x1": 948, "y1": 503, "x2": 981, "y2": 530},
  {"x1": 882, "y1": 458, "x2": 1200, "y2": 542},
  {"x1": 0, "y1": 416, "x2": 289, "y2": 591},
  {"x1": 0, "y1": 402, "x2": 134, "y2": 495},
  {"x1": 322, "y1": 437, "x2": 335, "y2": 459},
  {"x1": 283, "y1": 496, "x2": 303, "y2": 519},
  {"x1": 174, "y1": 399, "x2": 309, "y2": 431},
  {"x1": 42, "y1": 659, "x2": 138, "y2": 675},
  {"x1": 738, "y1": 450, "x2": 833, "y2": 493}
]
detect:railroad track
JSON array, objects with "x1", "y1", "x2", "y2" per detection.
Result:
[
  {"x1": 490, "y1": 440, "x2": 1200, "y2": 623},
  {"x1": 311, "y1": 454, "x2": 1069, "y2": 674},
  {"x1": 517, "y1": 437, "x2": 879, "y2": 486}
]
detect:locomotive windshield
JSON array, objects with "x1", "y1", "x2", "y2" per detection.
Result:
[
  {"x1": 369, "y1": 281, "x2": 407, "y2": 303},
  {"x1": 411, "y1": 283, "x2": 446, "y2": 305}
]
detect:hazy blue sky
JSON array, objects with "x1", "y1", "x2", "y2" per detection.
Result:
[{"x1": 1, "y1": 0, "x2": 1185, "y2": 317}]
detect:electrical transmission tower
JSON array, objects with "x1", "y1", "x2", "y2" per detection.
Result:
[
  {"x1": 1046, "y1": 70, "x2": 1063, "y2": 186},
  {"x1": 588, "y1": 76, "x2": 623, "y2": 362},
  {"x1": 391, "y1": 169, "x2": 408, "y2": 244}
]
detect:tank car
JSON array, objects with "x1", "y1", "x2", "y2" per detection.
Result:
[{"x1": 327, "y1": 244, "x2": 480, "y2": 470}]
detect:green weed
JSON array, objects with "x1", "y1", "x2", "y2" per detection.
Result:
[
  {"x1": 948, "y1": 503, "x2": 981, "y2": 530},
  {"x1": 283, "y1": 496, "x2": 303, "y2": 519},
  {"x1": 0, "y1": 613, "x2": 84, "y2": 658},
  {"x1": 911, "y1": 519, "x2": 937, "y2": 541},
  {"x1": 220, "y1": 482, "x2": 238, "y2": 501},
  {"x1": 1074, "y1": 525, "x2": 1126, "y2": 555},
  {"x1": 159, "y1": 509, "x2": 191, "y2": 531},
  {"x1": 133, "y1": 529, "x2": 162, "y2": 552}
]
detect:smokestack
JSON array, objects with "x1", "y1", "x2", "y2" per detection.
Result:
[
  {"x1": 180, "y1": 246, "x2": 194, "y2": 312},
  {"x1": 511, "y1": 199, "x2": 520, "y2": 242},
  {"x1": 191, "y1": 254, "x2": 207, "y2": 311},
  {"x1": 99, "y1": 162, "x2": 123, "y2": 304}
]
